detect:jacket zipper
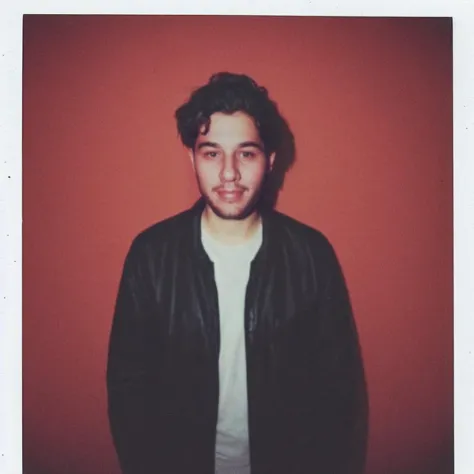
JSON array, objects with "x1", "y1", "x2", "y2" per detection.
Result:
[
  {"x1": 207, "y1": 261, "x2": 220, "y2": 473},
  {"x1": 245, "y1": 259, "x2": 258, "y2": 474}
]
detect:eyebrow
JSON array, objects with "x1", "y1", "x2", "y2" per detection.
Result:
[
  {"x1": 196, "y1": 141, "x2": 264, "y2": 151},
  {"x1": 196, "y1": 141, "x2": 219, "y2": 150},
  {"x1": 239, "y1": 141, "x2": 264, "y2": 150}
]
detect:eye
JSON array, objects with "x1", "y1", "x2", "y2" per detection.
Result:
[
  {"x1": 240, "y1": 150, "x2": 256, "y2": 159},
  {"x1": 204, "y1": 151, "x2": 219, "y2": 158}
]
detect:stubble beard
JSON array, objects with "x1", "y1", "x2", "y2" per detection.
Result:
[{"x1": 197, "y1": 180, "x2": 265, "y2": 221}]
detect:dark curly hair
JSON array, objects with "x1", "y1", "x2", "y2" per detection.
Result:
[{"x1": 175, "y1": 72, "x2": 284, "y2": 156}]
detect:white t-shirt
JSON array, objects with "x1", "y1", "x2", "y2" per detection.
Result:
[{"x1": 201, "y1": 219, "x2": 263, "y2": 474}]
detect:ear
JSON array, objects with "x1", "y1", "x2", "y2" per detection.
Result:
[
  {"x1": 268, "y1": 152, "x2": 276, "y2": 172},
  {"x1": 188, "y1": 149, "x2": 195, "y2": 169}
]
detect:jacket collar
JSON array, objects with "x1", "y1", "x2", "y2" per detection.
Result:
[{"x1": 188, "y1": 197, "x2": 275, "y2": 265}]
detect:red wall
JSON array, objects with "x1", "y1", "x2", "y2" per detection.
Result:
[{"x1": 23, "y1": 15, "x2": 453, "y2": 474}]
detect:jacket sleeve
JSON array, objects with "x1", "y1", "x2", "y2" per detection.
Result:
[
  {"x1": 106, "y1": 238, "x2": 160, "y2": 474},
  {"x1": 311, "y1": 241, "x2": 369, "y2": 474}
]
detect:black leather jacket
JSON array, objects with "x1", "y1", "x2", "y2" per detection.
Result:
[{"x1": 107, "y1": 199, "x2": 368, "y2": 474}]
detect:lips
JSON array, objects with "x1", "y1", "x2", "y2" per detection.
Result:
[{"x1": 216, "y1": 189, "x2": 244, "y2": 202}]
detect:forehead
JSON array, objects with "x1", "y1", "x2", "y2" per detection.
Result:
[{"x1": 196, "y1": 111, "x2": 262, "y2": 144}]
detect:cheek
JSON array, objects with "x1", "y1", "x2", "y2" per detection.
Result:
[
  {"x1": 195, "y1": 163, "x2": 218, "y2": 186},
  {"x1": 242, "y1": 163, "x2": 267, "y2": 187}
]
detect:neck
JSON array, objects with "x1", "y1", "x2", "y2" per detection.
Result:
[{"x1": 202, "y1": 206, "x2": 261, "y2": 245}]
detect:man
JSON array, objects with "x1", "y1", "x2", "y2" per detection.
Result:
[{"x1": 107, "y1": 72, "x2": 368, "y2": 474}]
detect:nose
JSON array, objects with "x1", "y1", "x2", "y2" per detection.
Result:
[{"x1": 219, "y1": 155, "x2": 240, "y2": 183}]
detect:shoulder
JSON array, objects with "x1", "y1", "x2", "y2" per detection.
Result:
[
  {"x1": 135, "y1": 207, "x2": 192, "y2": 244},
  {"x1": 126, "y1": 207, "x2": 194, "y2": 260},
  {"x1": 269, "y1": 212, "x2": 349, "y2": 294},
  {"x1": 270, "y1": 211, "x2": 334, "y2": 252},
  {"x1": 269, "y1": 210, "x2": 342, "y2": 273}
]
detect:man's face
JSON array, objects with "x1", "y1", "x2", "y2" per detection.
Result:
[{"x1": 190, "y1": 111, "x2": 275, "y2": 220}]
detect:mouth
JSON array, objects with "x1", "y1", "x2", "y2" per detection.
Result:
[{"x1": 216, "y1": 189, "x2": 245, "y2": 203}]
